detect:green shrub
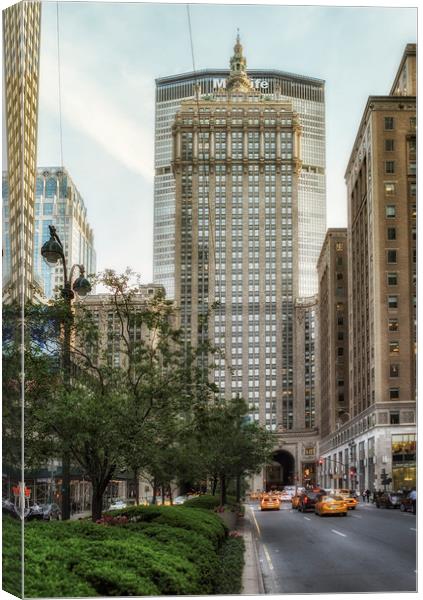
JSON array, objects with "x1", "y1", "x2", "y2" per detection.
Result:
[
  {"x1": 2, "y1": 516, "x2": 22, "y2": 597},
  {"x1": 215, "y1": 535, "x2": 246, "y2": 594},
  {"x1": 19, "y1": 506, "x2": 232, "y2": 597},
  {"x1": 183, "y1": 494, "x2": 238, "y2": 510},
  {"x1": 133, "y1": 523, "x2": 219, "y2": 594},
  {"x1": 110, "y1": 504, "x2": 227, "y2": 548}
]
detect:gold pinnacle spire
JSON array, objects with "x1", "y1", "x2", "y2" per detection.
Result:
[{"x1": 226, "y1": 31, "x2": 253, "y2": 93}]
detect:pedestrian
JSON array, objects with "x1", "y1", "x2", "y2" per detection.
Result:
[
  {"x1": 362, "y1": 490, "x2": 366, "y2": 503},
  {"x1": 409, "y1": 488, "x2": 416, "y2": 515},
  {"x1": 365, "y1": 489, "x2": 371, "y2": 503}
]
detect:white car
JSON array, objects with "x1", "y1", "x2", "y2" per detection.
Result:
[
  {"x1": 109, "y1": 500, "x2": 127, "y2": 510},
  {"x1": 173, "y1": 496, "x2": 187, "y2": 505}
]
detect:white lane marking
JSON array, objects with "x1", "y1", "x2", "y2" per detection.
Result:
[
  {"x1": 410, "y1": 527, "x2": 417, "y2": 531},
  {"x1": 331, "y1": 529, "x2": 347, "y2": 537},
  {"x1": 304, "y1": 516, "x2": 311, "y2": 521},
  {"x1": 263, "y1": 544, "x2": 274, "y2": 571},
  {"x1": 351, "y1": 514, "x2": 362, "y2": 519}
]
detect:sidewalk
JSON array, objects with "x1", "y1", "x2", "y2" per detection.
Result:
[
  {"x1": 70, "y1": 510, "x2": 91, "y2": 520},
  {"x1": 237, "y1": 506, "x2": 265, "y2": 595}
]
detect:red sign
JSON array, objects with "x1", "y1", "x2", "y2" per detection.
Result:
[{"x1": 11, "y1": 486, "x2": 31, "y2": 497}]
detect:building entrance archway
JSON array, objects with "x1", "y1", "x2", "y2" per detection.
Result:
[{"x1": 265, "y1": 450, "x2": 295, "y2": 491}]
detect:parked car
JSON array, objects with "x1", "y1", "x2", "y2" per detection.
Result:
[
  {"x1": 298, "y1": 490, "x2": 324, "y2": 512},
  {"x1": 375, "y1": 491, "x2": 404, "y2": 509},
  {"x1": 173, "y1": 495, "x2": 187, "y2": 505},
  {"x1": 109, "y1": 499, "x2": 127, "y2": 511},
  {"x1": 40, "y1": 503, "x2": 61, "y2": 520},
  {"x1": 260, "y1": 494, "x2": 280, "y2": 511},
  {"x1": 2, "y1": 498, "x2": 20, "y2": 519},
  {"x1": 314, "y1": 494, "x2": 348, "y2": 517}
]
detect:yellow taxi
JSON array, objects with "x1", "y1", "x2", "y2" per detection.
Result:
[
  {"x1": 314, "y1": 494, "x2": 348, "y2": 517},
  {"x1": 260, "y1": 494, "x2": 281, "y2": 511},
  {"x1": 334, "y1": 489, "x2": 358, "y2": 510}
]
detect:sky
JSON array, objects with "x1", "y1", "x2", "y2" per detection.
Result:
[{"x1": 33, "y1": 0, "x2": 417, "y2": 283}]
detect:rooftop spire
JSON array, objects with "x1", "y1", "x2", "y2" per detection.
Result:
[{"x1": 226, "y1": 31, "x2": 253, "y2": 93}]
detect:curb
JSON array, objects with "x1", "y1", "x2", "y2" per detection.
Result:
[{"x1": 238, "y1": 505, "x2": 265, "y2": 595}]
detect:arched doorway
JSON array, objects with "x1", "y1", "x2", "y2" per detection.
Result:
[{"x1": 265, "y1": 450, "x2": 295, "y2": 491}]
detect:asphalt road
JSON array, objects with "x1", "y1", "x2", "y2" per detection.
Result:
[{"x1": 247, "y1": 499, "x2": 417, "y2": 594}]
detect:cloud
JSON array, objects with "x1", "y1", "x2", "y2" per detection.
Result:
[{"x1": 39, "y1": 49, "x2": 154, "y2": 182}]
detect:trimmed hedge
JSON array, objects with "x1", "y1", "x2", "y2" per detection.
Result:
[
  {"x1": 183, "y1": 494, "x2": 238, "y2": 511},
  {"x1": 3, "y1": 505, "x2": 231, "y2": 597},
  {"x1": 216, "y1": 536, "x2": 246, "y2": 594},
  {"x1": 107, "y1": 504, "x2": 227, "y2": 549}
]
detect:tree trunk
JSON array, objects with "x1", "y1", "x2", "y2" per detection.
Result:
[
  {"x1": 134, "y1": 467, "x2": 139, "y2": 505},
  {"x1": 91, "y1": 482, "x2": 106, "y2": 522},
  {"x1": 211, "y1": 475, "x2": 218, "y2": 496},
  {"x1": 152, "y1": 480, "x2": 157, "y2": 505},
  {"x1": 236, "y1": 473, "x2": 241, "y2": 503},
  {"x1": 168, "y1": 485, "x2": 173, "y2": 505},
  {"x1": 161, "y1": 486, "x2": 165, "y2": 505},
  {"x1": 220, "y1": 474, "x2": 227, "y2": 506}
]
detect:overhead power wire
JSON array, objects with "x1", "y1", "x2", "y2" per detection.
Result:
[{"x1": 186, "y1": 3, "x2": 217, "y2": 336}]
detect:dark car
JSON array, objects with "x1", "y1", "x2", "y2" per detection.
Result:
[
  {"x1": 375, "y1": 491, "x2": 404, "y2": 509},
  {"x1": 298, "y1": 490, "x2": 325, "y2": 512},
  {"x1": 26, "y1": 503, "x2": 61, "y2": 521}
]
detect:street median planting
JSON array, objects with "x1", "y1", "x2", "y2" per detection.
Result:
[{"x1": 4, "y1": 505, "x2": 231, "y2": 597}]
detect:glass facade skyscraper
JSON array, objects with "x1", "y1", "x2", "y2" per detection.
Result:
[
  {"x1": 154, "y1": 58, "x2": 326, "y2": 299},
  {"x1": 32, "y1": 167, "x2": 96, "y2": 299}
]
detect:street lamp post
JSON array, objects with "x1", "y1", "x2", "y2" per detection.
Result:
[{"x1": 41, "y1": 224, "x2": 91, "y2": 520}]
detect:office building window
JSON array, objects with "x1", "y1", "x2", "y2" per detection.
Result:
[
  {"x1": 388, "y1": 295, "x2": 398, "y2": 309},
  {"x1": 385, "y1": 161, "x2": 395, "y2": 174},
  {"x1": 389, "y1": 341, "x2": 399, "y2": 354},
  {"x1": 384, "y1": 117, "x2": 394, "y2": 130},
  {"x1": 390, "y1": 364, "x2": 399, "y2": 377},
  {"x1": 387, "y1": 272, "x2": 398, "y2": 286},
  {"x1": 389, "y1": 388, "x2": 400, "y2": 400},
  {"x1": 388, "y1": 318, "x2": 399, "y2": 332},
  {"x1": 390, "y1": 411, "x2": 400, "y2": 425},
  {"x1": 385, "y1": 205, "x2": 396, "y2": 218},
  {"x1": 387, "y1": 250, "x2": 397, "y2": 264},
  {"x1": 387, "y1": 227, "x2": 396, "y2": 240},
  {"x1": 384, "y1": 182, "x2": 396, "y2": 194},
  {"x1": 385, "y1": 139, "x2": 395, "y2": 151}
]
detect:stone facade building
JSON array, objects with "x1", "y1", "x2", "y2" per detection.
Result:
[
  {"x1": 173, "y1": 36, "x2": 324, "y2": 489},
  {"x1": 318, "y1": 45, "x2": 416, "y2": 493}
]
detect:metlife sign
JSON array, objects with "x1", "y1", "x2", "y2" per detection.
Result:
[{"x1": 213, "y1": 78, "x2": 269, "y2": 90}]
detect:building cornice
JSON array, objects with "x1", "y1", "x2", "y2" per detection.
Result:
[{"x1": 344, "y1": 95, "x2": 416, "y2": 180}]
